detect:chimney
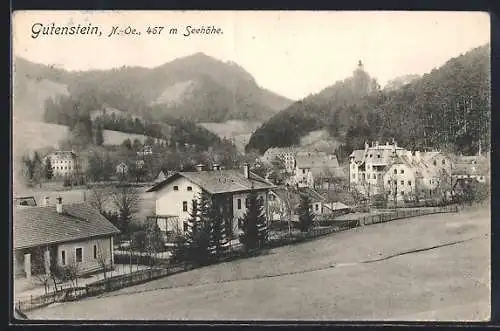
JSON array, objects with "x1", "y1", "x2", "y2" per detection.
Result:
[
  {"x1": 371, "y1": 141, "x2": 375, "y2": 147},
  {"x1": 195, "y1": 164, "x2": 205, "y2": 172},
  {"x1": 56, "y1": 197, "x2": 63, "y2": 214},
  {"x1": 364, "y1": 141, "x2": 369, "y2": 150},
  {"x1": 41, "y1": 196, "x2": 50, "y2": 207},
  {"x1": 375, "y1": 141, "x2": 379, "y2": 147},
  {"x1": 212, "y1": 163, "x2": 220, "y2": 171},
  {"x1": 386, "y1": 142, "x2": 389, "y2": 146},
  {"x1": 243, "y1": 163, "x2": 250, "y2": 179}
]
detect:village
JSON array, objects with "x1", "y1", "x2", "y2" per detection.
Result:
[
  {"x1": 11, "y1": 10, "x2": 491, "y2": 321},
  {"x1": 13, "y1": 138, "x2": 490, "y2": 317}
]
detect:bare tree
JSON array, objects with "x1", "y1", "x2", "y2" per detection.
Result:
[
  {"x1": 96, "y1": 242, "x2": 111, "y2": 281},
  {"x1": 88, "y1": 187, "x2": 110, "y2": 214},
  {"x1": 111, "y1": 185, "x2": 140, "y2": 234}
]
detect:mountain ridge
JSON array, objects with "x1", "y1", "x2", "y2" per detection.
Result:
[
  {"x1": 246, "y1": 44, "x2": 490, "y2": 158},
  {"x1": 13, "y1": 53, "x2": 294, "y2": 123}
]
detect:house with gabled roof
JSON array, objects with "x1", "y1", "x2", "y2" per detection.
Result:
[
  {"x1": 146, "y1": 163, "x2": 276, "y2": 241},
  {"x1": 268, "y1": 186, "x2": 351, "y2": 222},
  {"x1": 13, "y1": 197, "x2": 120, "y2": 279},
  {"x1": 293, "y1": 151, "x2": 343, "y2": 188}
]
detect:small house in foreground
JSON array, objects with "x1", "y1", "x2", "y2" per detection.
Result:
[{"x1": 13, "y1": 198, "x2": 120, "y2": 279}]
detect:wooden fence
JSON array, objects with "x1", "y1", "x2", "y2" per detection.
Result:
[
  {"x1": 16, "y1": 204, "x2": 459, "y2": 314},
  {"x1": 359, "y1": 205, "x2": 458, "y2": 226},
  {"x1": 16, "y1": 264, "x2": 185, "y2": 313}
]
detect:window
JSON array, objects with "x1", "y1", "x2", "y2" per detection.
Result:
[
  {"x1": 377, "y1": 154, "x2": 381, "y2": 158},
  {"x1": 373, "y1": 174, "x2": 377, "y2": 179},
  {"x1": 394, "y1": 169, "x2": 397, "y2": 174},
  {"x1": 315, "y1": 204, "x2": 319, "y2": 211},
  {"x1": 394, "y1": 180, "x2": 397, "y2": 184},
  {"x1": 183, "y1": 222, "x2": 188, "y2": 232},
  {"x1": 442, "y1": 159, "x2": 445, "y2": 165},
  {"x1": 246, "y1": 198, "x2": 250, "y2": 208},
  {"x1": 408, "y1": 181, "x2": 412, "y2": 186},
  {"x1": 369, "y1": 154, "x2": 373, "y2": 158},
  {"x1": 400, "y1": 169, "x2": 404, "y2": 174},
  {"x1": 61, "y1": 250, "x2": 66, "y2": 265},
  {"x1": 433, "y1": 160, "x2": 437, "y2": 166},
  {"x1": 237, "y1": 198, "x2": 242, "y2": 210},
  {"x1": 75, "y1": 248, "x2": 83, "y2": 263},
  {"x1": 187, "y1": 186, "x2": 192, "y2": 191},
  {"x1": 401, "y1": 191, "x2": 404, "y2": 196},
  {"x1": 387, "y1": 180, "x2": 391, "y2": 185},
  {"x1": 173, "y1": 186, "x2": 179, "y2": 191},
  {"x1": 182, "y1": 201, "x2": 188, "y2": 212},
  {"x1": 401, "y1": 180, "x2": 404, "y2": 185},
  {"x1": 93, "y1": 245, "x2": 97, "y2": 259},
  {"x1": 302, "y1": 169, "x2": 306, "y2": 174}
]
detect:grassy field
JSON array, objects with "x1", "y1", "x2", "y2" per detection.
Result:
[
  {"x1": 199, "y1": 120, "x2": 261, "y2": 152},
  {"x1": 28, "y1": 206, "x2": 490, "y2": 321},
  {"x1": 13, "y1": 120, "x2": 151, "y2": 155}
]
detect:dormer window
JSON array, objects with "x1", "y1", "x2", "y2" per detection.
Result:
[
  {"x1": 187, "y1": 186, "x2": 192, "y2": 191},
  {"x1": 173, "y1": 186, "x2": 179, "y2": 191}
]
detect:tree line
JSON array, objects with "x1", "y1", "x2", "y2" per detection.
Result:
[{"x1": 246, "y1": 45, "x2": 490, "y2": 159}]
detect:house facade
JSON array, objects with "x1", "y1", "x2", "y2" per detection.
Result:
[
  {"x1": 13, "y1": 198, "x2": 120, "y2": 278},
  {"x1": 350, "y1": 141, "x2": 453, "y2": 202},
  {"x1": 146, "y1": 164, "x2": 276, "y2": 241},
  {"x1": 268, "y1": 187, "x2": 348, "y2": 222},
  {"x1": 44, "y1": 151, "x2": 81, "y2": 178},
  {"x1": 293, "y1": 152, "x2": 344, "y2": 189},
  {"x1": 116, "y1": 162, "x2": 129, "y2": 176},
  {"x1": 452, "y1": 154, "x2": 490, "y2": 184},
  {"x1": 262, "y1": 147, "x2": 298, "y2": 173}
]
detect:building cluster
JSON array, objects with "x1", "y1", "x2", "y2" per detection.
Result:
[
  {"x1": 13, "y1": 141, "x2": 490, "y2": 281},
  {"x1": 349, "y1": 141, "x2": 489, "y2": 202},
  {"x1": 262, "y1": 147, "x2": 345, "y2": 189}
]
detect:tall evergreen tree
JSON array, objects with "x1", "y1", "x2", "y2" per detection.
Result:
[
  {"x1": 207, "y1": 197, "x2": 229, "y2": 261},
  {"x1": 183, "y1": 196, "x2": 211, "y2": 267},
  {"x1": 239, "y1": 191, "x2": 267, "y2": 252},
  {"x1": 44, "y1": 157, "x2": 54, "y2": 180},
  {"x1": 298, "y1": 193, "x2": 315, "y2": 232}
]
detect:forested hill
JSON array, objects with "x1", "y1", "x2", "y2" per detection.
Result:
[
  {"x1": 246, "y1": 44, "x2": 490, "y2": 159},
  {"x1": 14, "y1": 53, "x2": 293, "y2": 123}
]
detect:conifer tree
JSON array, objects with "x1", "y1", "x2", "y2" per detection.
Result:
[
  {"x1": 44, "y1": 157, "x2": 54, "y2": 180},
  {"x1": 184, "y1": 196, "x2": 211, "y2": 267},
  {"x1": 298, "y1": 193, "x2": 315, "y2": 232},
  {"x1": 207, "y1": 196, "x2": 229, "y2": 261},
  {"x1": 239, "y1": 191, "x2": 267, "y2": 252}
]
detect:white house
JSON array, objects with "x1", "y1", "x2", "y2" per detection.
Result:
[
  {"x1": 262, "y1": 147, "x2": 299, "y2": 173},
  {"x1": 44, "y1": 151, "x2": 81, "y2": 178},
  {"x1": 350, "y1": 141, "x2": 453, "y2": 201},
  {"x1": 146, "y1": 164, "x2": 276, "y2": 241}
]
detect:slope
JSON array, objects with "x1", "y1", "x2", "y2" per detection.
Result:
[{"x1": 246, "y1": 44, "x2": 490, "y2": 157}]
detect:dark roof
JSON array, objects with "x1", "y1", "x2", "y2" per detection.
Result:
[
  {"x1": 13, "y1": 196, "x2": 37, "y2": 207},
  {"x1": 146, "y1": 169, "x2": 276, "y2": 194},
  {"x1": 14, "y1": 203, "x2": 120, "y2": 249}
]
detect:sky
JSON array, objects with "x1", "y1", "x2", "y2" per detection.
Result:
[{"x1": 12, "y1": 11, "x2": 490, "y2": 100}]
